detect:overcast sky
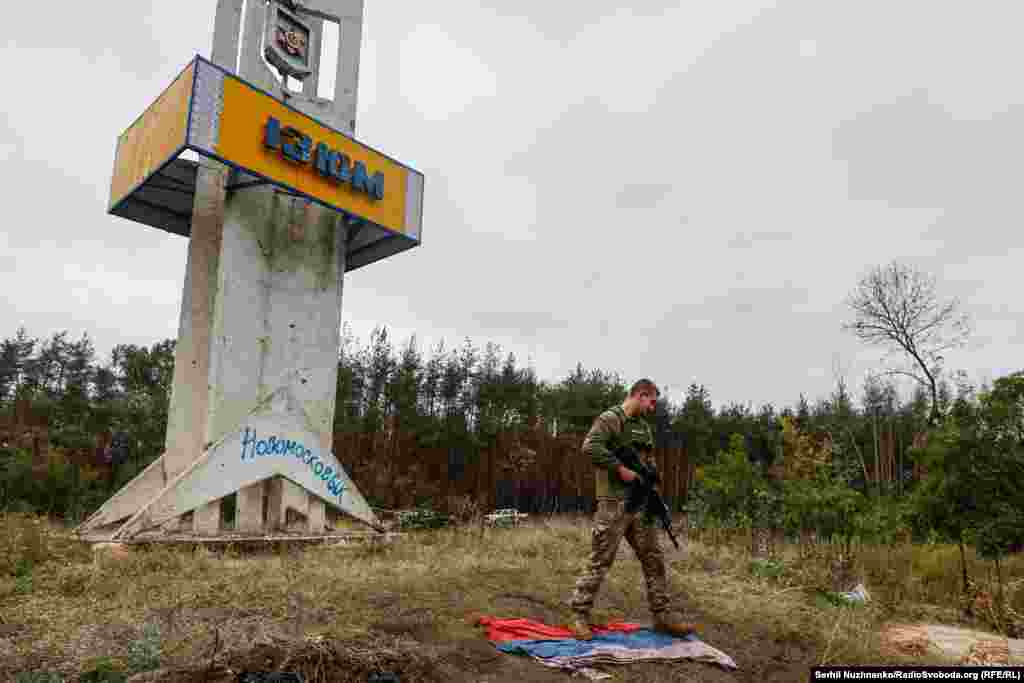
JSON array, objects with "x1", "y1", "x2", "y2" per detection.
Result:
[{"x1": 1, "y1": 1, "x2": 1021, "y2": 412}]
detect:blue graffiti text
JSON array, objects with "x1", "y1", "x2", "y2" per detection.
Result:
[{"x1": 240, "y1": 427, "x2": 346, "y2": 499}]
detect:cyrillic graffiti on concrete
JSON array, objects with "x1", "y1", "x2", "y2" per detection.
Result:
[{"x1": 240, "y1": 427, "x2": 346, "y2": 499}]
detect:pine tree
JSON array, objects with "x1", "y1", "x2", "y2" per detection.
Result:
[{"x1": 8, "y1": 327, "x2": 37, "y2": 401}]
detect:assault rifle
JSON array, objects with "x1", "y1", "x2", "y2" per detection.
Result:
[{"x1": 614, "y1": 443, "x2": 680, "y2": 550}]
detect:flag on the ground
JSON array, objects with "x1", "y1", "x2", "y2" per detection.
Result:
[{"x1": 477, "y1": 616, "x2": 738, "y2": 680}]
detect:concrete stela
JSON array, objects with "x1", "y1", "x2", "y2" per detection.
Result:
[{"x1": 79, "y1": 0, "x2": 424, "y2": 544}]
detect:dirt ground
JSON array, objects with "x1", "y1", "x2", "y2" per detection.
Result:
[
  {"x1": 136, "y1": 626, "x2": 805, "y2": 683},
  {"x1": 11, "y1": 516, "x2": 1013, "y2": 682},
  {"x1": 122, "y1": 589, "x2": 817, "y2": 683}
]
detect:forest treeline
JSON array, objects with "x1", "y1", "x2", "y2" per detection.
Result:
[
  {"x1": 0, "y1": 322, "x2": 980, "y2": 495},
  {"x1": 0, "y1": 321, "x2": 1021, "y2": 563}
]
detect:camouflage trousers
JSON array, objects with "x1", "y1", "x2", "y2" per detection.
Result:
[{"x1": 569, "y1": 498, "x2": 670, "y2": 616}]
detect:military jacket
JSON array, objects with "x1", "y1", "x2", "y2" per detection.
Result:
[{"x1": 582, "y1": 405, "x2": 655, "y2": 499}]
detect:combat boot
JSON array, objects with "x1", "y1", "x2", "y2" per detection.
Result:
[
  {"x1": 568, "y1": 615, "x2": 594, "y2": 640},
  {"x1": 652, "y1": 611, "x2": 699, "y2": 637}
]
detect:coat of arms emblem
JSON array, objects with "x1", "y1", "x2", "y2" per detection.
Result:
[
  {"x1": 278, "y1": 26, "x2": 307, "y2": 57},
  {"x1": 264, "y1": 2, "x2": 314, "y2": 81}
]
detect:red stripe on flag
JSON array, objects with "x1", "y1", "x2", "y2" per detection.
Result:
[{"x1": 475, "y1": 616, "x2": 643, "y2": 642}]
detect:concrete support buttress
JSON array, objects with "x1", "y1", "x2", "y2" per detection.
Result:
[{"x1": 171, "y1": 164, "x2": 228, "y2": 532}]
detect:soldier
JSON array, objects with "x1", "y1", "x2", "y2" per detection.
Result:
[{"x1": 567, "y1": 378, "x2": 698, "y2": 640}]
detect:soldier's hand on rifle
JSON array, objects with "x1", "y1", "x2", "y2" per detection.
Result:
[
  {"x1": 617, "y1": 465, "x2": 640, "y2": 483},
  {"x1": 644, "y1": 460, "x2": 661, "y2": 485}
]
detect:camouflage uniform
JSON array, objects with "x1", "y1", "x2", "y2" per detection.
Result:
[{"x1": 569, "y1": 406, "x2": 670, "y2": 617}]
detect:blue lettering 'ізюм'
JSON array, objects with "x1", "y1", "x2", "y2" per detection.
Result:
[{"x1": 265, "y1": 116, "x2": 384, "y2": 200}]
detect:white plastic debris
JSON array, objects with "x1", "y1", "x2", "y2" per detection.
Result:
[{"x1": 838, "y1": 583, "x2": 871, "y2": 604}]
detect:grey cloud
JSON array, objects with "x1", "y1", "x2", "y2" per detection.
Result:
[
  {"x1": 411, "y1": 0, "x2": 1022, "y2": 407},
  {"x1": 657, "y1": 283, "x2": 816, "y2": 332},
  {"x1": 2, "y1": 0, "x2": 1022, "y2": 416},
  {"x1": 615, "y1": 183, "x2": 674, "y2": 210},
  {"x1": 832, "y1": 89, "x2": 1024, "y2": 210},
  {"x1": 470, "y1": 311, "x2": 570, "y2": 336},
  {"x1": 501, "y1": 96, "x2": 660, "y2": 199},
  {"x1": 727, "y1": 231, "x2": 795, "y2": 249},
  {"x1": 706, "y1": 283, "x2": 811, "y2": 309},
  {"x1": 471, "y1": 0, "x2": 682, "y2": 43},
  {"x1": 910, "y1": 198, "x2": 1024, "y2": 268}
]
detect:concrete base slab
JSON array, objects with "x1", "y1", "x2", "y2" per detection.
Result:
[{"x1": 79, "y1": 532, "x2": 403, "y2": 550}]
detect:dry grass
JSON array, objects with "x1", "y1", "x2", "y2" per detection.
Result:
[
  {"x1": 856, "y1": 540, "x2": 1024, "y2": 627},
  {"x1": 1, "y1": 513, "x2": 1020, "y2": 682}
]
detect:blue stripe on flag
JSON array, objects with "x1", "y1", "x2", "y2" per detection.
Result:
[{"x1": 494, "y1": 629, "x2": 698, "y2": 659}]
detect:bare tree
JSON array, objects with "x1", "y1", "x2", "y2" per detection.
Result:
[{"x1": 842, "y1": 261, "x2": 971, "y2": 426}]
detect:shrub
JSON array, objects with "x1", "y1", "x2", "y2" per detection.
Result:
[
  {"x1": 15, "y1": 674, "x2": 63, "y2": 683},
  {"x1": 750, "y1": 557, "x2": 785, "y2": 579},
  {"x1": 0, "y1": 448, "x2": 112, "y2": 522},
  {"x1": 126, "y1": 623, "x2": 162, "y2": 674},
  {"x1": 79, "y1": 656, "x2": 127, "y2": 683}
]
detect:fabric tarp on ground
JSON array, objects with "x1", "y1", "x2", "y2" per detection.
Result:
[{"x1": 477, "y1": 616, "x2": 738, "y2": 678}]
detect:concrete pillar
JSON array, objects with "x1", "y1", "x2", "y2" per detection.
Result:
[
  {"x1": 266, "y1": 477, "x2": 286, "y2": 531},
  {"x1": 193, "y1": 1, "x2": 356, "y2": 537},
  {"x1": 236, "y1": 480, "x2": 265, "y2": 534},
  {"x1": 267, "y1": 477, "x2": 310, "y2": 530},
  {"x1": 193, "y1": 500, "x2": 221, "y2": 535},
  {"x1": 172, "y1": 0, "x2": 236, "y2": 535},
  {"x1": 308, "y1": 496, "x2": 326, "y2": 533},
  {"x1": 162, "y1": 164, "x2": 229, "y2": 534},
  {"x1": 202, "y1": 189, "x2": 346, "y2": 534}
]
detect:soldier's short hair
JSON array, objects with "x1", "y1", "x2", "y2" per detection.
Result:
[{"x1": 628, "y1": 379, "x2": 659, "y2": 398}]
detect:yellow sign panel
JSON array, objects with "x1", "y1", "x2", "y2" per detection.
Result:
[
  {"x1": 108, "y1": 57, "x2": 424, "y2": 248},
  {"x1": 215, "y1": 77, "x2": 411, "y2": 237},
  {"x1": 109, "y1": 62, "x2": 194, "y2": 210}
]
